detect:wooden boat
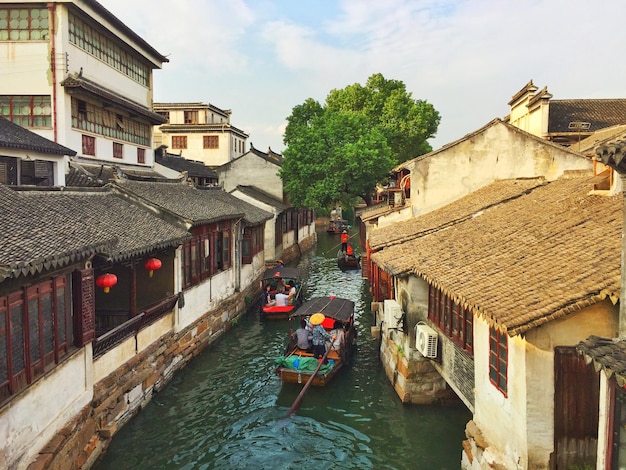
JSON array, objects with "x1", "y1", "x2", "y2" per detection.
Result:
[
  {"x1": 259, "y1": 266, "x2": 303, "y2": 320},
  {"x1": 326, "y1": 218, "x2": 350, "y2": 234},
  {"x1": 274, "y1": 296, "x2": 356, "y2": 386},
  {"x1": 337, "y1": 250, "x2": 360, "y2": 271}
]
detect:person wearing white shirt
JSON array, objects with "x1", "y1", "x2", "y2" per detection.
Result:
[{"x1": 275, "y1": 292, "x2": 289, "y2": 306}]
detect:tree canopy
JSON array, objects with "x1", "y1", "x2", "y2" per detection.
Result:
[{"x1": 280, "y1": 73, "x2": 440, "y2": 210}]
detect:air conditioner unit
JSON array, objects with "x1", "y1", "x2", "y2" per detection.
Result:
[
  {"x1": 383, "y1": 299, "x2": 404, "y2": 329},
  {"x1": 415, "y1": 324, "x2": 438, "y2": 358}
]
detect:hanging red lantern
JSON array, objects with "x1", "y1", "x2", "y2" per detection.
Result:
[
  {"x1": 95, "y1": 273, "x2": 118, "y2": 294},
  {"x1": 144, "y1": 257, "x2": 162, "y2": 277}
]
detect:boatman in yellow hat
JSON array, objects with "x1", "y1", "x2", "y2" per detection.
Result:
[{"x1": 309, "y1": 313, "x2": 335, "y2": 363}]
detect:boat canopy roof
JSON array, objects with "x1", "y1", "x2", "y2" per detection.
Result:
[
  {"x1": 290, "y1": 296, "x2": 354, "y2": 322},
  {"x1": 261, "y1": 266, "x2": 300, "y2": 281}
]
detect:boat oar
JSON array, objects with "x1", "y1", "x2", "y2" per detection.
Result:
[
  {"x1": 285, "y1": 348, "x2": 331, "y2": 418},
  {"x1": 322, "y1": 232, "x2": 359, "y2": 255}
]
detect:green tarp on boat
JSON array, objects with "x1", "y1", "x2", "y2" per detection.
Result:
[{"x1": 274, "y1": 355, "x2": 334, "y2": 374}]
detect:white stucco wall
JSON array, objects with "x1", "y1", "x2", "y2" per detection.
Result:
[
  {"x1": 472, "y1": 300, "x2": 618, "y2": 468},
  {"x1": 405, "y1": 121, "x2": 592, "y2": 218},
  {"x1": 220, "y1": 154, "x2": 283, "y2": 201},
  {"x1": 177, "y1": 269, "x2": 233, "y2": 331},
  {"x1": 0, "y1": 348, "x2": 93, "y2": 470}
]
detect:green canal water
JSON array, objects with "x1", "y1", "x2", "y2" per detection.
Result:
[{"x1": 94, "y1": 230, "x2": 471, "y2": 469}]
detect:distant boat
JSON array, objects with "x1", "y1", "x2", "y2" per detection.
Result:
[
  {"x1": 259, "y1": 266, "x2": 303, "y2": 320},
  {"x1": 274, "y1": 296, "x2": 356, "y2": 387},
  {"x1": 337, "y1": 250, "x2": 360, "y2": 271},
  {"x1": 326, "y1": 219, "x2": 350, "y2": 234}
]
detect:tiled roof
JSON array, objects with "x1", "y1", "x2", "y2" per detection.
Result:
[
  {"x1": 232, "y1": 185, "x2": 289, "y2": 212},
  {"x1": 548, "y1": 99, "x2": 626, "y2": 134},
  {"x1": 371, "y1": 172, "x2": 621, "y2": 336},
  {"x1": 0, "y1": 186, "x2": 110, "y2": 281},
  {"x1": 595, "y1": 133, "x2": 626, "y2": 174},
  {"x1": 208, "y1": 187, "x2": 273, "y2": 225},
  {"x1": 368, "y1": 178, "x2": 548, "y2": 250},
  {"x1": 574, "y1": 124, "x2": 626, "y2": 156},
  {"x1": 219, "y1": 144, "x2": 282, "y2": 170},
  {"x1": 61, "y1": 74, "x2": 166, "y2": 124},
  {"x1": 16, "y1": 187, "x2": 189, "y2": 262},
  {"x1": 358, "y1": 202, "x2": 403, "y2": 223},
  {"x1": 66, "y1": 160, "x2": 171, "y2": 187},
  {"x1": 112, "y1": 179, "x2": 248, "y2": 226},
  {"x1": 577, "y1": 336, "x2": 626, "y2": 387},
  {"x1": 155, "y1": 151, "x2": 217, "y2": 178},
  {"x1": 0, "y1": 117, "x2": 77, "y2": 156}
]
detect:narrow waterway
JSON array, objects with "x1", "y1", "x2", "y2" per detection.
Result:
[{"x1": 94, "y1": 229, "x2": 471, "y2": 470}]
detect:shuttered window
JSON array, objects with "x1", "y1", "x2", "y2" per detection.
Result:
[{"x1": 0, "y1": 274, "x2": 74, "y2": 404}]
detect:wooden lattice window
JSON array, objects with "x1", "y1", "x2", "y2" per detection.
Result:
[
  {"x1": 172, "y1": 136, "x2": 187, "y2": 149},
  {"x1": 82, "y1": 135, "x2": 95, "y2": 156},
  {"x1": 489, "y1": 326, "x2": 508, "y2": 396},
  {"x1": 203, "y1": 135, "x2": 219, "y2": 149},
  {"x1": 113, "y1": 142, "x2": 123, "y2": 159}
]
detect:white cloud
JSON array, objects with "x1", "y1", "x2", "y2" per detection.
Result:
[{"x1": 99, "y1": 0, "x2": 626, "y2": 151}]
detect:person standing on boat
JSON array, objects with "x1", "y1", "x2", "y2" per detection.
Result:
[
  {"x1": 310, "y1": 313, "x2": 334, "y2": 363},
  {"x1": 341, "y1": 230, "x2": 349, "y2": 252},
  {"x1": 293, "y1": 318, "x2": 312, "y2": 351}
]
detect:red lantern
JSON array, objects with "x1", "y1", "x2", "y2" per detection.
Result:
[
  {"x1": 144, "y1": 258, "x2": 162, "y2": 277},
  {"x1": 96, "y1": 273, "x2": 118, "y2": 294}
]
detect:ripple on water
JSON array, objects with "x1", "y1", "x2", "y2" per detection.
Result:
[{"x1": 94, "y1": 234, "x2": 472, "y2": 470}]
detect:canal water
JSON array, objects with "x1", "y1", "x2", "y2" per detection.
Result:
[{"x1": 94, "y1": 229, "x2": 472, "y2": 470}]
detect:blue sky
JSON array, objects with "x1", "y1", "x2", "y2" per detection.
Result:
[{"x1": 102, "y1": 0, "x2": 626, "y2": 154}]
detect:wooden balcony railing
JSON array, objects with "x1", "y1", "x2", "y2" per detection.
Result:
[{"x1": 93, "y1": 294, "x2": 179, "y2": 359}]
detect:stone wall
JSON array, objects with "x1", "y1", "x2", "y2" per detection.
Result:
[
  {"x1": 379, "y1": 333, "x2": 456, "y2": 405},
  {"x1": 26, "y1": 233, "x2": 317, "y2": 470},
  {"x1": 26, "y1": 283, "x2": 257, "y2": 470}
]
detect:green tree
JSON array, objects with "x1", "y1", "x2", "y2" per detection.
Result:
[{"x1": 281, "y1": 74, "x2": 439, "y2": 210}]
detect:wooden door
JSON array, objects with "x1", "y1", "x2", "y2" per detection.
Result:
[{"x1": 554, "y1": 346, "x2": 599, "y2": 469}]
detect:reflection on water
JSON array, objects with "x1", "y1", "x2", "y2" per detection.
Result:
[{"x1": 94, "y1": 230, "x2": 471, "y2": 470}]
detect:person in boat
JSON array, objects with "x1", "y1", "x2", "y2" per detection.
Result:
[
  {"x1": 346, "y1": 244, "x2": 355, "y2": 259},
  {"x1": 286, "y1": 281, "x2": 297, "y2": 304},
  {"x1": 293, "y1": 318, "x2": 312, "y2": 351},
  {"x1": 341, "y1": 230, "x2": 349, "y2": 252},
  {"x1": 326, "y1": 320, "x2": 345, "y2": 353},
  {"x1": 310, "y1": 313, "x2": 335, "y2": 364},
  {"x1": 275, "y1": 276, "x2": 287, "y2": 294},
  {"x1": 275, "y1": 259, "x2": 284, "y2": 267},
  {"x1": 275, "y1": 291, "x2": 289, "y2": 306},
  {"x1": 264, "y1": 285, "x2": 276, "y2": 306}
]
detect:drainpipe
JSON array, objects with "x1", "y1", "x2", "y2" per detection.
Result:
[{"x1": 47, "y1": 3, "x2": 58, "y2": 142}]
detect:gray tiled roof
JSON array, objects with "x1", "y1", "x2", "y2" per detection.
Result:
[
  {"x1": 14, "y1": 187, "x2": 190, "y2": 263},
  {"x1": 548, "y1": 99, "x2": 626, "y2": 134},
  {"x1": 577, "y1": 336, "x2": 626, "y2": 387},
  {"x1": 112, "y1": 178, "x2": 259, "y2": 226},
  {"x1": 155, "y1": 151, "x2": 217, "y2": 179},
  {"x1": 0, "y1": 117, "x2": 77, "y2": 156},
  {"x1": 233, "y1": 185, "x2": 289, "y2": 212},
  {"x1": 371, "y1": 171, "x2": 621, "y2": 336},
  {"x1": 66, "y1": 160, "x2": 172, "y2": 187},
  {"x1": 218, "y1": 144, "x2": 282, "y2": 170},
  {"x1": 0, "y1": 185, "x2": 113, "y2": 281}
]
